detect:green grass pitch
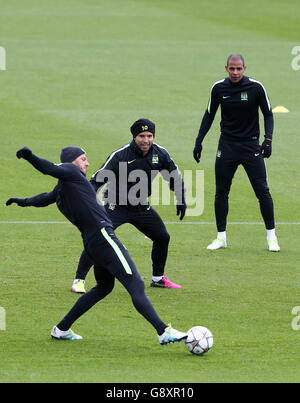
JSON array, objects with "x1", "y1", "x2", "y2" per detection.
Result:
[{"x1": 1, "y1": 0, "x2": 300, "y2": 383}]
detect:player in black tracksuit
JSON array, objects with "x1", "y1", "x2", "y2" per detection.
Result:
[
  {"x1": 6, "y1": 146, "x2": 187, "y2": 344},
  {"x1": 193, "y1": 54, "x2": 280, "y2": 251},
  {"x1": 73, "y1": 118, "x2": 186, "y2": 291}
]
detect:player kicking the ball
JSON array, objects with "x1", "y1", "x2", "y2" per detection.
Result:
[{"x1": 6, "y1": 146, "x2": 187, "y2": 344}]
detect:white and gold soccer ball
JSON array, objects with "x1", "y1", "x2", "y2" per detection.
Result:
[{"x1": 185, "y1": 326, "x2": 213, "y2": 355}]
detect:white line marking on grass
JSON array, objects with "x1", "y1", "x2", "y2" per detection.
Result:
[
  {"x1": 164, "y1": 222, "x2": 300, "y2": 225},
  {"x1": 1, "y1": 221, "x2": 299, "y2": 225},
  {"x1": 0, "y1": 221, "x2": 71, "y2": 224}
]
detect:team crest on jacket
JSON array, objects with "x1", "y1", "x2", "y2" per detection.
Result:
[
  {"x1": 152, "y1": 154, "x2": 159, "y2": 164},
  {"x1": 241, "y1": 92, "x2": 248, "y2": 101}
]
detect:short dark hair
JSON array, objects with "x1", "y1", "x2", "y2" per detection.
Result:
[{"x1": 226, "y1": 54, "x2": 245, "y2": 66}]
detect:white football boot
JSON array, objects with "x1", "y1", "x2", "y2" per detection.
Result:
[
  {"x1": 268, "y1": 239, "x2": 280, "y2": 252},
  {"x1": 71, "y1": 279, "x2": 86, "y2": 293},
  {"x1": 206, "y1": 237, "x2": 227, "y2": 250},
  {"x1": 158, "y1": 325, "x2": 187, "y2": 345},
  {"x1": 51, "y1": 326, "x2": 82, "y2": 340}
]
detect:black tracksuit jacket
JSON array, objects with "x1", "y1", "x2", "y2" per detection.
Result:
[
  {"x1": 195, "y1": 75, "x2": 274, "y2": 146},
  {"x1": 21, "y1": 153, "x2": 112, "y2": 241},
  {"x1": 90, "y1": 140, "x2": 185, "y2": 205}
]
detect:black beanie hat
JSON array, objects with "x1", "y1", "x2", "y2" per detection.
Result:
[
  {"x1": 60, "y1": 146, "x2": 86, "y2": 163},
  {"x1": 130, "y1": 118, "x2": 155, "y2": 138}
]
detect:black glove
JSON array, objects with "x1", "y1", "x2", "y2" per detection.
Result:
[
  {"x1": 193, "y1": 144, "x2": 202, "y2": 163},
  {"x1": 16, "y1": 147, "x2": 32, "y2": 160},
  {"x1": 261, "y1": 139, "x2": 272, "y2": 158},
  {"x1": 6, "y1": 198, "x2": 27, "y2": 207},
  {"x1": 176, "y1": 202, "x2": 186, "y2": 221}
]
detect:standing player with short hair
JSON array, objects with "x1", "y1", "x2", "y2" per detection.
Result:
[
  {"x1": 193, "y1": 54, "x2": 280, "y2": 251},
  {"x1": 6, "y1": 146, "x2": 187, "y2": 344}
]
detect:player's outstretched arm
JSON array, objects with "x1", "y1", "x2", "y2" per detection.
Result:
[
  {"x1": 6, "y1": 190, "x2": 56, "y2": 208},
  {"x1": 16, "y1": 147, "x2": 74, "y2": 179},
  {"x1": 6, "y1": 198, "x2": 27, "y2": 207}
]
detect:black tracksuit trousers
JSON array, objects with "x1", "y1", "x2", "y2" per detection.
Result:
[
  {"x1": 214, "y1": 137, "x2": 275, "y2": 232},
  {"x1": 58, "y1": 227, "x2": 167, "y2": 335},
  {"x1": 75, "y1": 204, "x2": 170, "y2": 280}
]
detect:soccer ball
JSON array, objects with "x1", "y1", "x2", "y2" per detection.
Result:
[{"x1": 185, "y1": 326, "x2": 213, "y2": 355}]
